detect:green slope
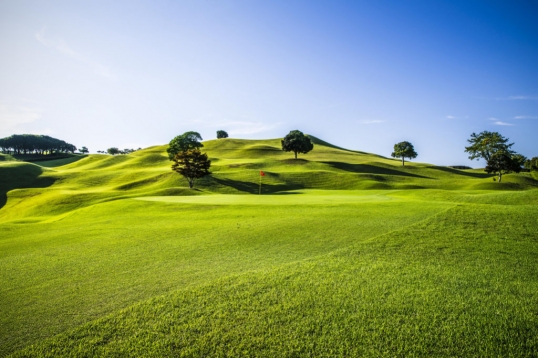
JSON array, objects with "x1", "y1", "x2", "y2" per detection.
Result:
[
  {"x1": 7, "y1": 192, "x2": 538, "y2": 357},
  {"x1": 1, "y1": 138, "x2": 538, "y2": 356},
  {"x1": 1, "y1": 137, "x2": 536, "y2": 223}
]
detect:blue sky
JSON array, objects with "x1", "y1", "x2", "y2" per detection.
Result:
[{"x1": 1, "y1": 0, "x2": 537, "y2": 166}]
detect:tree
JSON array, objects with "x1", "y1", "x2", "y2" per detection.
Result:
[
  {"x1": 465, "y1": 131, "x2": 514, "y2": 162},
  {"x1": 524, "y1": 157, "x2": 538, "y2": 171},
  {"x1": 391, "y1": 141, "x2": 418, "y2": 166},
  {"x1": 485, "y1": 151, "x2": 522, "y2": 182},
  {"x1": 216, "y1": 130, "x2": 229, "y2": 139},
  {"x1": 107, "y1": 147, "x2": 120, "y2": 155},
  {"x1": 281, "y1": 130, "x2": 314, "y2": 159},
  {"x1": 512, "y1": 153, "x2": 527, "y2": 170},
  {"x1": 167, "y1": 131, "x2": 203, "y2": 160},
  {"x1": 79, "y1": 146, "x2": 89, "y2": 154},
  {"x1": 171, "y1": 149, "x2": 211, "y2": 188}
]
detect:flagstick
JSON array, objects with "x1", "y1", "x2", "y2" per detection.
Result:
[{"x1": 259, "y1": 173, "x2": 262, "y2": 195}]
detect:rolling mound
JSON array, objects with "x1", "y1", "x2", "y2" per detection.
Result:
[{"x1": 0, "y1": 137, "x2": 536, "y2": 223}]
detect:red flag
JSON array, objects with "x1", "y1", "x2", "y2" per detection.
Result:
[{"x1": 260, "y1": 171, "x2": 265, "y2": 176}]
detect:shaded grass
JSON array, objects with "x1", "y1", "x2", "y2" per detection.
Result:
[
  {"x1": 0, "y1": 162, "x2": 55, "y2": 210},
  {"x1": 34, "y1": 155, "x2": 87, "y2": 168},
  {"x1": 0, "y1": 153, "x2": 17, "y2": 161}
]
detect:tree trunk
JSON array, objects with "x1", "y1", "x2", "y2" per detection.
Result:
[
  {"x1": 402, "y1": 156, "x2": 405, "y2": 166},
  {"x1": 294, "y1": 151, "x2": 297, "y2": 159}
]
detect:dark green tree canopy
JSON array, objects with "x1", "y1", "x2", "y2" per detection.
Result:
[
  {"x1": 79, "y1": 146, "x2": 89, "y2": 154},
  {"x1": 524, "y1": 157, "x2": 538, "y2": 171},
  {"x1": 216, "y1": 130, "x2": 229, "y2": 139},
  {"x1": 107, "y1": 147, "x2": 120, "y2": 155},
  {"x1": 0, "y1": 134, "x2": 76, "y2": 155},
  {"x1": 391, "y1": 141, "x2": 418, "y2": 166},
  {"x1": 485, "y1": 151, "x2": 522, "y2": 182},
  {"x1": 171, "y1": 149, "x2": 211, "y2": 189},
  {"x1": 465, "y1": 131, "x2": 514, "y2": 162},
  {"x1": 167, "y1": 131, "x2": 203, "y2": 160},
  {"x1": 511, "y1": 154, "x2": 527, "y2": 170},
  {"x1": 281, "y1": 130, "x2": 314, "y2": 159}
]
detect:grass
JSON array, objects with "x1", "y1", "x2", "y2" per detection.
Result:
[{"x1": 1, "y1": 138, "x2": 537, "y2": 356}]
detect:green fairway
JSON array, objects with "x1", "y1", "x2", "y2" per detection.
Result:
[
  {"x1": 1, "y1": 138, "x2": 538, "y2": 356},
  {"x1": 136, "y1": 191, "x2": 395, "y2": 205}
]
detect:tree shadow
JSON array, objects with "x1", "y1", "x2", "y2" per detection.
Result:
[
  {"x1": 279, "y1": 158, "x2": 310, "y2": 165},
  {"x1": 321, "y1": 161, "x2": 430, "y2": 178},
  {"x1": 212, "y1": 177, "x2": 304, "y2": 194},
  {"x1": 0, "y1": 164, "x2": 56, "y2": 210}
]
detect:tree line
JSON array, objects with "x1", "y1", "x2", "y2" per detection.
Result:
[
  {"x1": 0, "y1": 134, "x2": 77, "y2": 155},
  {"x1": 97, "y1": 148, "x2": 141, "y2": 155}
]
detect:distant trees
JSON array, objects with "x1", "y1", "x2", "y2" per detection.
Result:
[
  {"x1": 107, "y1": 147, "x2": 121, "y2": 155},
  {"x1": 103, "y1": 147, "x2": 139, "y2": 155},
  {"x1": 216, "y1": 130, "x2": 229, "y2": 139},
  {"x1": 485, "y1": 151, "x2": 522, "y2": 182},
  {"x1": 167, "y1": 131, "x2": 203, "y2": 160},
  {"x1": 171, "y1": 149, "x2": 211, "y2": 188},
  {"x1": 0, "y1": 134, "x2": 76, "y2": 155},
  {"x1": 281, "y1": 130, "x2": 314, "y2": 159},
  {"x1": 524, "y1": 157, "x2": 538, "y2": 171},
  {"x1": 79, "y1": 146, "x2": 89, "y2": 154},
  {"x1": 464, "y1": 131, "x2": 514, "y2": 162},
  {"x1": 391, "y1": 141, "x2": 417, "y2": 166}
]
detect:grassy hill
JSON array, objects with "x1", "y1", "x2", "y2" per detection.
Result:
[
  {"x1": 1, "y1": 138, "x2": 538, "y2": 356},
  {"x1": 1, "y1": 137, "x2": 535, "y2": 224}
]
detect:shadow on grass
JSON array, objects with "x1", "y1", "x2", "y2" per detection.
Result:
[
  {"x1": 321, "y1": 161, "x2": 430, "y2": 178},
  {"x1": 0, "y1": 164, "x2": 56, "y2": 210},
  {"x1": 279, "y1": 158, "x2": 310, "y2": 165},
  {"x1": 212, "y1": 177, "x2": 304, "y2": 194},
  {"x1": 429, "y1": 166, "x2": 492, "y2": 178}
]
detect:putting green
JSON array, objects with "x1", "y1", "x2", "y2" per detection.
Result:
[{"x1": 134, "y1": 191, "x2": 396, "y2": 205}]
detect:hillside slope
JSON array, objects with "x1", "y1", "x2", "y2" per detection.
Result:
[
  {"x1": 1, "y1": 138, "x2": 538, "y2": 356},
  {"x1": 1, "y1": 137, "x2": 536, "y2": 223}
]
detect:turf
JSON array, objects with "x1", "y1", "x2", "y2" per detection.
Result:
[{"x1": 1, "y1": 138, "x2": 537, "y2": 356}]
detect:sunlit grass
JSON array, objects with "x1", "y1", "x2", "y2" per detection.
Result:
[{"x1": 1, "y1": 137, "x2": 537, "y2": 356}]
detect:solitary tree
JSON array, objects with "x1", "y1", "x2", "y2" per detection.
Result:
[
  {"x1": 107, "y1": 147, "x2": 120, "y2": 155},
  {"x1": 281, "y1": 130, "x2": 314, "y2": 159},
  {"x1": 391, "y1": 141, "x2": 418, "y2": 166},
  {"x1": 465, "y1": 131, "x2": 514, "y2": 162},
  {"x1": 167, "y1": 131, "x2": 203, "y2": 160},
  {"x1": 485, "y1": 151, "x2": 522, "y2": 182},
  {"x1": 216, "y1": 130, "x2": 229, "y2": 139},
  {"x1": 171, "y1": 149, "x2": 211, "y2": 189},
  {"x1": 79, "y1": 146, "x2": 89, "y2": 154}
]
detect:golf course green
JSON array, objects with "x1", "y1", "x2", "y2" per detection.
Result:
[{"x1": 1, "y1": 137, "x2": 538, "y2": 356}]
